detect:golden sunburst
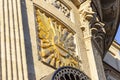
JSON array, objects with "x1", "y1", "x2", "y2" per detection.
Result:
[{"x1": 36, "y1": 8, "x2": 79, "y2": 69}]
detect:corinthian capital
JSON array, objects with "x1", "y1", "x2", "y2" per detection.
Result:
[{"x1": 79, "y1": 0, "x2": 106, "y2": 56}]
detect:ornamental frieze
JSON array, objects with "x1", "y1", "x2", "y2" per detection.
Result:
[
  {"x1": 35, "y1": 8, "x2": 80, "y2": 69},
  {"x1": 43, "y1": 0, "x2": 70, "y2": 18}
]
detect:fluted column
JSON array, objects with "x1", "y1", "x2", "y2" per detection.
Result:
[{"x1": 0, "y1": 0, "x2": 28, "y2": 80}]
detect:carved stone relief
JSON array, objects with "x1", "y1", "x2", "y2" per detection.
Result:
[
  {"x1": 43, "y1": 0, "x2": 70, "y2": 18},
  {"x1": 79, "y1": 0, "x2": 106, "y2": 55},
  {"x1": 35, "y1": 8, "x2": 80, "y2": 69}
]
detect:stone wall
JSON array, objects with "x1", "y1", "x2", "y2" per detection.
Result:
[
  {"x1": 23, "y1": 0, "x2": 91, "y2": 79},
  {"x1": 0, "y1": 0, "x2": 119, "y2": 80}
]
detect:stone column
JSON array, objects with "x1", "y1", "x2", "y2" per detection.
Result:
[
  {"x1": 79, "y1": 0, "x2": 106, "y2": 80},
  {"x1": 0, "y1": 0, "x2": 28, "y2": 80}
]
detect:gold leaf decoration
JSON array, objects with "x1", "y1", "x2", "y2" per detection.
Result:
[{"x1": 36, "y1": 8, "x2": 79, "y2": 69}]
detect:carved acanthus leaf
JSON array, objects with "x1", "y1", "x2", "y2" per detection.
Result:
[{"x1": 79, "y1": 0, "x2": 106, "y2": 55}]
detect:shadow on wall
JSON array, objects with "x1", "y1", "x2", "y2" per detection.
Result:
[{"x1": 21, "y1": 0, "x2": 36, "y2": 80}]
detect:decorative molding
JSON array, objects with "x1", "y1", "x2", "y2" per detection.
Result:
[
  {"x1": 43, "y1": 0, "x2": 71, "y2": 18},
  {"x1": 35, "y1": 8, "x2": 80, "y2": 69},
  {"x1": 79, "y1": 0, "x2": 106, "y2": 55}
]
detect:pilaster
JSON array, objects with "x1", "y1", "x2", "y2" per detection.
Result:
[{"x1": 0, "y1": 0, "x2": 28, "y2": 80}]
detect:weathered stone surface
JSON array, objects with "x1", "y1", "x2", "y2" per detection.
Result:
[{"x1": 0, "y1": 0, "x2": 120, "y2": 80}]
